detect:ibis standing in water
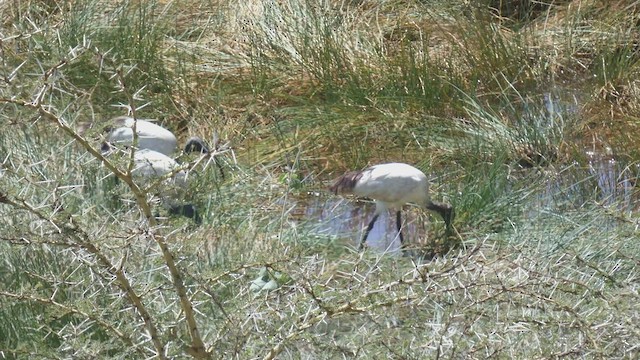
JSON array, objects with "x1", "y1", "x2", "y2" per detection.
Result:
[{"x1": 330, "y1": 162, "x2": 454, "y2": 250}]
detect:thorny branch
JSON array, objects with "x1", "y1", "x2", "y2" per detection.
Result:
[
  {"x1": 0, "y1": 290, "x2": 146, "y2": 358},
  {"x1": 0, "y1": 45, "x2": 211, "y2": 358},
  {"x1": 0, "y1": 192, "x2": 167, "y2": 359}
]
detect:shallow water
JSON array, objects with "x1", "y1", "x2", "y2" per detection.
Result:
[
  {"x1": 535, "y1": 157, "x2": 639, "y2": 212},
  {"x1": 293, "y1": 156, "x2": 639, "y2": 252},
  {"x1": 285, "y1": 90, "x2": 640, "y2": 251},
  {"x1": 292, "y1": 195, "x2": 431, "y2": 253}
]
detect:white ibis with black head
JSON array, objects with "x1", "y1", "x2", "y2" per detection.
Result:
[
  {"x1": 101, "y1": 118, "x2": 212, "y2": 223},
  {"x1": 126, "y1": 138, "x2": 210, "y2": 182},
  {"x1": 127, "y1": 147, "x2": 206, "y2": 223},
  {"x1": 329, "y1": 162, "x2": 454, "y2": 250},
  {"x1": 102, "y1": 116, "x2": 178, "y2": 156}
]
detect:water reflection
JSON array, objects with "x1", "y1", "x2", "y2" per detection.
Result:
[
  {"x1": 298, "y1": 196, "x2": 429, "y2": 253},
  {"x1": 294, "y1": 156, "x2": 638, "y2": 252},
  {"x1": 289, "y1": 92, "x2": 639, "y2": 248},
  {"x1": 589, "y1": 157, "x2": 638, "y2": 209},
  {"x1": 536, "y1": 157, "x2": 639, "y2": 212}
]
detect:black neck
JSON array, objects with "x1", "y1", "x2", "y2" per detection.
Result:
[
  {"x1": 184, "y1": 137, "x2": 210, "y2": 154},
  {"x1": 426, "y1": 201, "x2": 454, "y2": 230}
]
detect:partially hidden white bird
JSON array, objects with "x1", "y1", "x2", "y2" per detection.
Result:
[
  {"x1": 128, "y1": 145, "x2": 206, "y2": 223},
  {"x1": 128, "y1": 136, "x2": 209, "y2": 183},
  {"x1": 101, "y1": 116, "x2": 217, "y2": 176},
  {"x1": 101, "y1": 116, "x2": 179, "y2": 156},
  {"x1": 329, "y1": 162, "x2": 454, "y2": 250},
  {"x1": 101, "y1": 116, "x2": 211, "y2": 223}
]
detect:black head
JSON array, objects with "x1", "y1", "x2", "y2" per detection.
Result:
[
  {"x1": 426, "y1": 201, "x2": 454, "y2": 231},
  {"x1": 101, "y1": 141, "x2": 114, "y2": 153},
  {"x1": 184, "y1": 137, "x2": 210, "y2": 154}
]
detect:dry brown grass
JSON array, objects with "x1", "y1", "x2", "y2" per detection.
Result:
[{"x1": 1, "y1": 1, "x2": 640, "y2": 358}]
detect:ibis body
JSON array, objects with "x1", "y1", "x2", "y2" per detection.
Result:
[
  {"x1": 102, "y1": 117, "x2": 211, "y2": 223},
  {"x1": 330, "y1": 162, "x2": 453, "y2": 250},
  {"x1": 128, "y1": 137, "x2": 211, "y2": 183},
  {"x1": 131, "y1": 148, "x2": 188, "y2": 186},
  {"x1": 130, "y1": 148, "x2": 202, "y2": 223},
  {"x1": 104, "y1": 116, "x2": 178, "y2": 156}
]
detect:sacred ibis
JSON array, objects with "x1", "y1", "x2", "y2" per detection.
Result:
[
  {"x1": 101, "y1": 118, "x2": 211, "y2": 223},
  {"x1": 128, "y1": 147, "x2": 203, "y2": 223},
  {"x1": 329, "y1": 162, "x2": 454, "y2": 250},
  {"x1": 99, "y1": 115, "x2": 225, "y2": 180},
  {"x1": 102, "y1": 116, "x2": 178, "y2": 156}
]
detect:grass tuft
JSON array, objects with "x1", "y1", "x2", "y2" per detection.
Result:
[{"x1": 1, "y1": 0, "x2": 640, "y2": 358}]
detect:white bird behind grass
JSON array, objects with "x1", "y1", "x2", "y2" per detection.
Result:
[
  {"x1": 129, "y1": 148, "x2": 201, "y2": 222},
  {"x1": 131, "y1": 148, "x2": 188, "y2": 186},
  {"x1": 99, "y1": 117, "x2": 211, "y2": 223},
  {"x1": 102, "y1": 116, "x2": 178, "y2": 156}
]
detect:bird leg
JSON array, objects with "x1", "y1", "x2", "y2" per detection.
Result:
[
  {"x1": 359, "y1": 213, "x2": 380, "y2": 250},
  {"x1": 395, "y1": 210, "x2": 404, "y2": 246}
]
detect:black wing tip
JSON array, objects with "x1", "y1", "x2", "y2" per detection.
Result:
[{"x1": 329, "y1": 171, "x2": 362, "y2": 195}]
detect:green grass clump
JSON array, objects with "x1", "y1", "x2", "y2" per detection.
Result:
[{"x1": 1, "y1": 0, "x2": 640, "y2": 358}]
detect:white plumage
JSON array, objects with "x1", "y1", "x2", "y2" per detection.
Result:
[
  {"x1": 330, "y1": 162, "x2": 454, "y2": 250},
  {"x1": 101, "y1": 117, "x2": 210, "y2": 223},
  {"x1": 349, "y1": 163, "x2": 430, "y2": 208},
  {"x1": 104, "y1": 116, "x2": 177, "y2": 156},
  {"x1": 131, "y1": 149, "x2": 187, "y2": 186}
]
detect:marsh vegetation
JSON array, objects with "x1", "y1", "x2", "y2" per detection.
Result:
[{"x1": 0, "y1": 0, "x2": 639, "y2": 358}]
